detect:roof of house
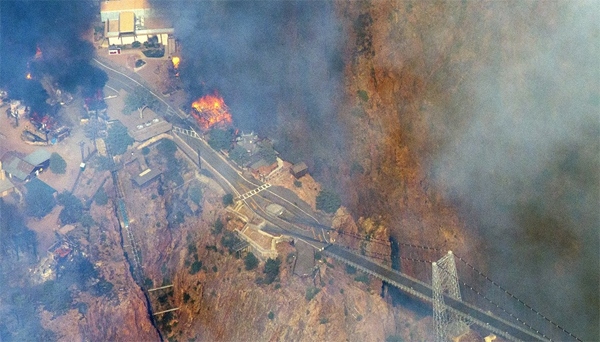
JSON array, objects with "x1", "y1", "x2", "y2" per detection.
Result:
[
  {"x1": 1, "y1": 152, "x2": 35, "y2": 181},
  {"x1": 291, "y1": 162, "x2": 308, "y2": 173},
  {"x1": 133, "y1": 168, "x2": 162, "y2": 186},
  {"x1": 119, "y1": 11, "x2": 135, "y2": 32},
  {"x1": 0, "y1": 177, "x2": 15, "y2": 194},
  {"x1": 23, "y1": 148, "x2": 51, "y2": 166},
  {"x1": 24, "y1": 177, "x2": 57, "y2": 195},
  {"x1": 101, "y1": 0, "x2": 150, "y2": 13}
]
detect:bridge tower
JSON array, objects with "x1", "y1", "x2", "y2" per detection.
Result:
[{"x1": 432, "y1": 251, "x2": 470, "y2": 342}]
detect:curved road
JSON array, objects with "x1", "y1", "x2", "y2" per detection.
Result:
[{"x1": 94, "y1": 57, "x2": 553, "y2": 342}]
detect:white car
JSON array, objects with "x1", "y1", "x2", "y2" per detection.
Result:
[{"x1": 136, "y1": 124, "x2": 144, "y2": 130}]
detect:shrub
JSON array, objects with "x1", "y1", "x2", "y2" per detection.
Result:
[
  {"x1": 142, "y1": 147, "x2": 150, "y2": 155},
  {"x1": 263, "y1": 258, "x2": 281, "y2": 285},
  {"x1": 319, "y1": 318, "x2": 329, "y2": 324},
  {"x1": 189, "y1": 261, "x2": 203, "y2": 275},
  {"x1": 189, "y1": 186, "x2": 202, "y2": 205},
  {"x1": 305, "y1": 287, "x2": 320, "y2": 301},
  {"x1": 244, "y1": 252, "x2": 259, "y2": 271},
  {"x1": 293, "y1": 180, "x2": 302, "y2": 188},
  {"x1": 345, "y1": 264, "x2": 357, "y2": 274},
  {"x1": 49, "y1": 152, "x2": 66, "y2": 174},
  {"x1": 222, "y1": 193, "x2": 234, "y2": 206},
  {"x1": 94, "y1": 187, "x2": 108, "y2": 206},
  {"x1": 354, "y1": 274, "x2": 370, "y2": 284},
  {"x1": 268, "y1": 311, "x2": 274, "y2": 320},
  {"x1": 132, "y1": 41, "x2": 141, "y2": 48},
  {"x1": 212, "y1": 218, "x2": 224, "y2": 235},
  {"x1": 357, "y1": 89, "x2": 369, "y2": 102}
]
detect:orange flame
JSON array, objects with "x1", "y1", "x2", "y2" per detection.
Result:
[
  {"x1": 191, "y1": 93, "x2": 232, "y2": 130},
  {"x1": 26, "y1": 73, "x2": 32, "y2": 80},
  {"x1": 172, "y1": 56, "x2": 180, "y2": 69},
  {"x1": 35, "y1": 46, "x2": 42, "y2": 59}
]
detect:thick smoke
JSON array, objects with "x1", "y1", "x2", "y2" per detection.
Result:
[
  {"x1": 0, "y1": 1, "x2": 107, "y2": 112},
  {"x1": 157, "y1": 1, "x2": 345, "y2": 164},
  {"x1": 431, "y1": 1, "x2": 599, "y2": 339}
]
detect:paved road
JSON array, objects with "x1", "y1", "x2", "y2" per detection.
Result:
[{"x1": 95, "y1": 56, "x2": 554, "y2": 342}]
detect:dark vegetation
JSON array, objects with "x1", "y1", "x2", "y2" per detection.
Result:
[
  {"x1": 208, "y1": 128, "x2": 232, "y2": 151},
  {"x1": 222, "y1": 193, "x2": 234, "y2": 206},
  {"x1": 229, "y1": 145, "x2": 250, "y2": 166},
  {"x1": 0, "y1": 200, "x2": 37, "y2": 260},
  {"x1": 94, "y1": 186, "x2": 109, "y2": 206},
  {"x1": 262, "y1": 258, "x2": 281, "y2": 285},
  {"x1": 57, "y1": 191, "x2": 84, "y2": 225},
  {"x1": 122, "y1": 86, "x2": 159, "y2": 115},
  {"x1": 316, "y1": 189, "x2": 341, "y2": 214},
  {"x1": 24, "y1": 179, "x2": 56, "y2": 218},
  {"x1": 158, "y1": 139, "x2": 184, "y2": 186},
  {"x1": 244, "y1": 252, "x2": 259, "y2": 270},
  {"x1": 49, "y1": 152, "x2": 66, "y2": 174},
  {"x1": 105, "y1": 121, "x2": 133, "y2": 155}
]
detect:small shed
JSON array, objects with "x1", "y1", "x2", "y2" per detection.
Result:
[
  {"x1": 133, "y1": 168, "x2": 162, "y2": 187},
  {"x1": 290, "y1": 162, "x2": 308, "y2": 179}
]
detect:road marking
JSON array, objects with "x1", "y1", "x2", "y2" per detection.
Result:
[{"x1": 235, "y1": 183, "x2": 271, "y2": 201}]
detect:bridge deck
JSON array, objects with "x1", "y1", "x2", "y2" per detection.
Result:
[{"x1": 324, "y1": 244, "x2": 546, "y2": 342}]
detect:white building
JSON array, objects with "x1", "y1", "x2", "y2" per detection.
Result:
[{"x1": 100, "y1": 0, "x2": 174, "y2": 47}]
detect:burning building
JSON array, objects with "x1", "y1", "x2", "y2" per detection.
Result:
[{"x1": 190, "y1": 93, "x2": 233, "y2": 130}]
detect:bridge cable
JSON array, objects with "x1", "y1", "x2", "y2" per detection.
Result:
[
  {"x1": 454, "y1": 255, "x2": 584, "y2": 342},
  {"x1": 435, "y1": 262, "x2": 555, "y2": 342}
]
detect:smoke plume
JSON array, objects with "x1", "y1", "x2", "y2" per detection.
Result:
[
  {"x1": 430, "y1": 1, "x2": 599, "y2": 339},
  {"x1": 156, "y1": 1, "x2": 345, "y2": 165},
  {"x1": 0, "y1": 1, "x2": 107, "y2": 112}
]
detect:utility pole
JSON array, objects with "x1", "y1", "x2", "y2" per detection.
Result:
[{"x1": 432, "y1": 251, "x2": 470, "y2": 342}]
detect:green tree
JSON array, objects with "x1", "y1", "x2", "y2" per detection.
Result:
[
  {"x1": 122, "y1": 87, "x2": 158, "y2": 115},
  {"x1": 263, "y1": 258, "x2": 281, "y2": 284},
  {"x1": 268, "y1": 311, "x2": 274, "y2": 320},
  {"x1": 141, "y1": 147, "x2": 150, "y2": 155},
  {"x1": 24, "y1": 180, "x2": 56, "y2": 218},
  {"x1": 131, "y1": 41, "x2": 141, "y2": 48},
  {"x1": 49, "y1": 152, "x2": 66, "y2": 174},
  {"x1": 189, "y1": 186, "x2": 202, "y2": 205},
  {"x1": 316, "y1": 189, "x2": 341, "y2": 214},
  {"x1": 94, "y1": 187, "x2": 108, "y2": 206},
  {"x1": 211, "y1": 218, "x2": 224, "y2": 235},
  {"x1": 229, "y1": 145, "x2": 250, "y2": 166},
  {"x1": 208, "y1": 128, "x2": 232, "y2": 151},
  {"x1": 222, "y1": 193, "x2": 234, "y2": 206},
  {"x1": 57, "y1": 192, "x2": 83, "y2": 225},
  {"x1": 157, "y1": 139, "x2": 177, "y2": 156},
  {"x1": 244, "y1": 252, "x2": 259, "y2": 271},
  {"x1": 305, "y1": 287, "x2": 320, "y2": 301},
  {"x1": 258, "y1": 145, "x2": 277, "y2": 165},
  {"x1": 105, "y1": 122, "x2": 133, "y2": 155}
]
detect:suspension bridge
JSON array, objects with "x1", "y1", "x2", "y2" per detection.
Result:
[{"x1": 169, "y1": 125, "x2": 582, "y2": 342}]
